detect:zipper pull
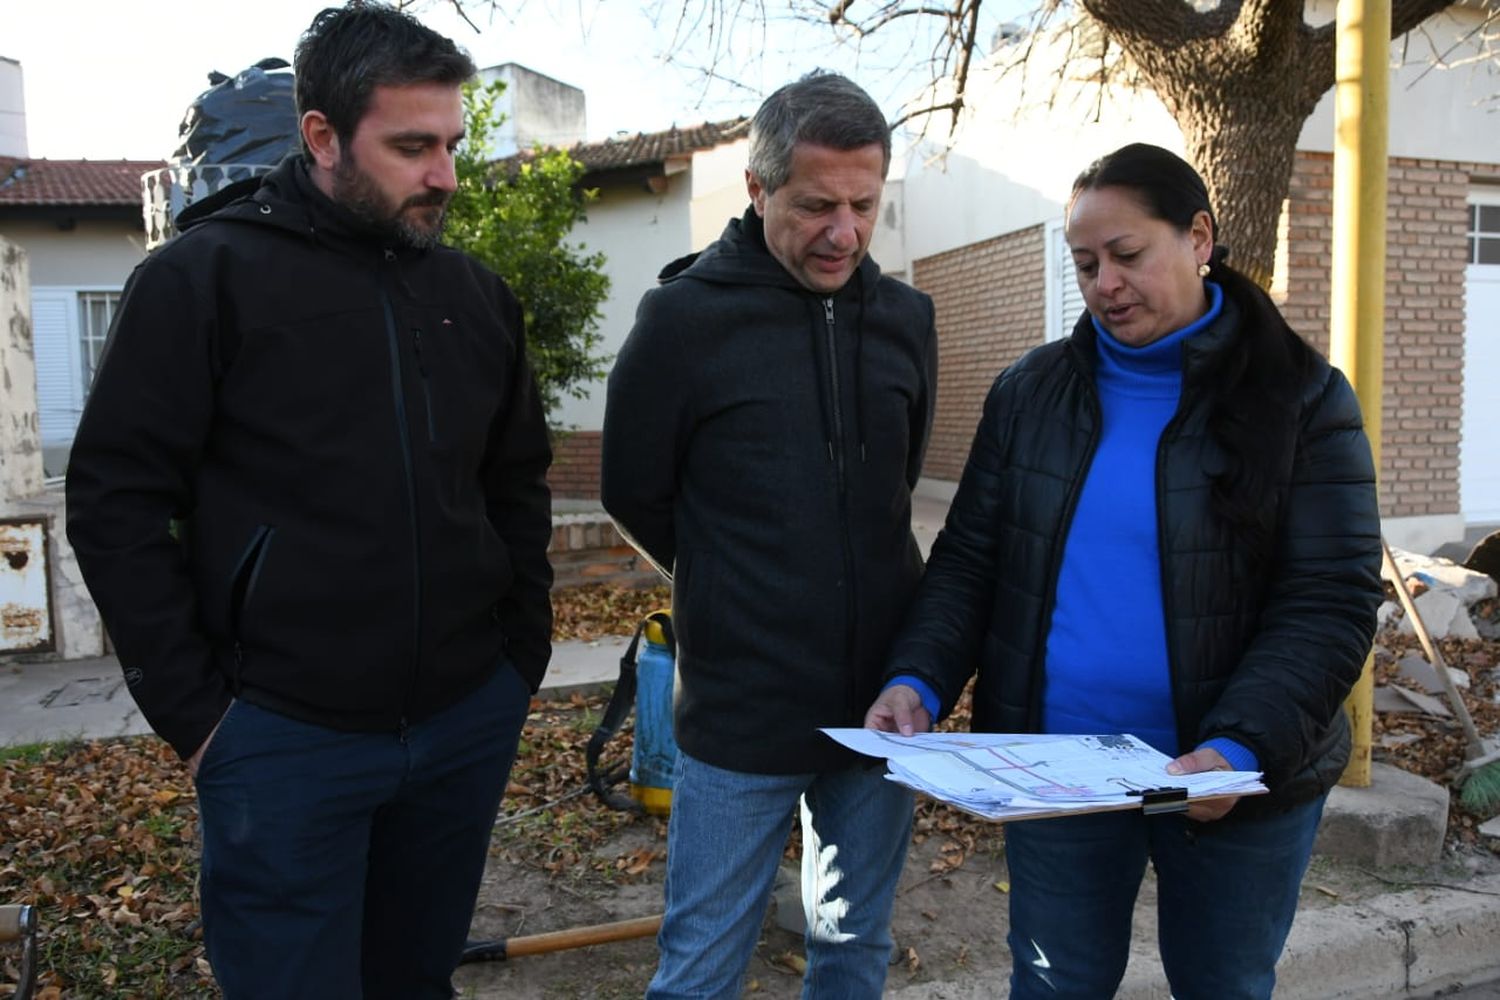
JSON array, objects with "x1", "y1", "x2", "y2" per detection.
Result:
[{"x1": 824, "y1": 298, "x2": 835, "y2": 326}]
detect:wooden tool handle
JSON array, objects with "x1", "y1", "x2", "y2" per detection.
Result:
[
  {"x1": 1381, "y1": 539, "x2": 1485, "y2": 756},
  {"x1": 505, "y1": 914, "x2": 662, "y2": 958}
]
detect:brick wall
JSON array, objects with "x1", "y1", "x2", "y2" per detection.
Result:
[
  {"x1": 548, "y1": 429, "x2": 602, "y2": 499},
  {"x1": 912, "y1": 225, "x2": 1048, "y2": 481},
  {"x1": 1278, "y1": 150, "x2": 1472, "y2": 519},
  {"x1": 549, "y1": 513, "x2": 662, "y2": 589}
]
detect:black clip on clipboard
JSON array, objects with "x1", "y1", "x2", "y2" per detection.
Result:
[{"x1": 1127, "y1": 786, "x2": 1189, "y2": 816}]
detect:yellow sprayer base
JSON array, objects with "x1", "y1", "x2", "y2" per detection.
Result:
[{"x1": 630, "y1": 784, "x2": 673, "y2": 816}]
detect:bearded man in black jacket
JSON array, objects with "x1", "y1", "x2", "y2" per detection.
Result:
[
  {"x1": 64, "y1": 5, "x2": 552, "y2": 997},
  {"x1": 602, "y1": 72, "x2": 938, "y2": 998}
]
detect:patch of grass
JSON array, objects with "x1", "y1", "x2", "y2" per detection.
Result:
[
  {"x1": 0, "y1": 737, "x2": 216, "y2": 998},
  {"x1": 0, "y1": 739, "x2": 76, "y2": 764}
]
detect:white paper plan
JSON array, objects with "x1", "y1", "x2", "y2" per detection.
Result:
[{"x1": 821, "y1": 729, "x2": 1267, "y2": 821}]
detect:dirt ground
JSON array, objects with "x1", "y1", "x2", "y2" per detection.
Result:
[
  {"x1": 451, "y1": 796, "x2": 1500, "y2": 1000},
  {"x1": 449, "y1": 595, "x2": 1500, "y2": 999}
]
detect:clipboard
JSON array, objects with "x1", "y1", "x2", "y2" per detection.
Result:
[{"x1": 820, "y1": 728, "x2": 1267, "y2": 822}]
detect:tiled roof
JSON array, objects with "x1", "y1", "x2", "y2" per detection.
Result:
[
  {"x1": 496, "y1": 117, "x2": 751, "y2": 178},
  {"x1": 565, "y1": 117, "x2": 750, "y2": 173},
  {"x1": 0, "y1": 157, "x2": 165, "y2": 207}
]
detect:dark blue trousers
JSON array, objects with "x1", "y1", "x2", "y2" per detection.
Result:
[
  {"x1": 1004, "y1": 796, "x2": 1326, "y2": 1000},
  {"x1": 193, "y1": 661, "x2": 529, "y2": 999}
]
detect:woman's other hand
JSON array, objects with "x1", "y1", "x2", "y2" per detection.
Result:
[
  {"x1": 864, "y1": 684, "x2": 932, "y2": 736},
  {"x1": 1167, "y1": 746, "x2": 1240, "y2": 822}
]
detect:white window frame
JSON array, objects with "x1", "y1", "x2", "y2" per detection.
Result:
[
  {"x1": 1468, "y1": 185, "x2": 1500, "y2": 267},
  {"x1": 1044, "y1": 217, "x2": 1083, "y2": 343},
  {"x1": 77, "y1": 290, "x2": 121, "y2": 393}
]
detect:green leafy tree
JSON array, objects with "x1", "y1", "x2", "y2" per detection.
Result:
[{"x1": 446, "y1": 80, "x2": 611, "y2": 419}]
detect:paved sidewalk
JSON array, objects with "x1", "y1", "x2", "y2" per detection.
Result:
[{"x1": 0, "y1": 637, "x2": 626, "y2": 749}]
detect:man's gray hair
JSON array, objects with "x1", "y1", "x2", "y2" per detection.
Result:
[{"x1": 748, "y1": 72, "x2": 891, "y2": 194}]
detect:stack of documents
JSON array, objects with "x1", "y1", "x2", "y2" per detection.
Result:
[{"x1": 822, "y1": 729, "x2": 1267, "y2": 821}]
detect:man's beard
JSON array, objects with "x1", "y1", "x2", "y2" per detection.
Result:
[{"x1": 332, "y1": 155, "x2": 449, "y2": 250}]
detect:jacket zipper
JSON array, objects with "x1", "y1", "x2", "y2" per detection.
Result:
[
  {"x1": 413, "y1": 328, "x2": 437, "y2": 445},
  {"x1": 824, "y1": 298, "x2": 859, "y2": 709},
  {"x1": 379, "y1": 265, "x2": 422, "y2": 730}
]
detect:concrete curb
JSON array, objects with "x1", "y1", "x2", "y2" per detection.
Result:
[
  {"x1": 1265, "y1": 873, "x2": 1500, "y2": 999},
  {"x1": 887, "y1": 874, "x2": 1500, "y2": 999}
]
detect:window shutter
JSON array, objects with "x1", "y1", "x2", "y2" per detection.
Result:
[
  {"x1": 30, "y1": 288, "x2": 84, "y2": 447},
  {"x1": 1045, "y1": 219, "x2": 1084, "y2": 343}
]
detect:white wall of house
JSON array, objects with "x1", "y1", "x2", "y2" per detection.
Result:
[
  {"x1": 0, "y1": 56, "x2": 26, "y2": 157},
  {"x1": 1297, "y1": 2, "x2": 1499, "y2": 162},
  {"x1": 559, "y1": 178, "x2": 693, "y2": 430},
  {"x1": 2, "y1": 218, "x2": 144, "y2": 285},
  {"x1": 898, "y1": 45, "x2": 1179, "y2": 265},
  {"x1": 556, "y1": 139, "x2": 752, "y2": 432},
  {"x1": 688, "y1": 139, "x2": 750, "y2": 251},
  {"x1": 900, "y1": 2, "x2": 1499, "y2": 266}
]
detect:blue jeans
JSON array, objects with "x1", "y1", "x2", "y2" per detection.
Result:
[
  {"x1": 193, "y1": 661, "x2": 530, "y2": 1000},
  {"x1": 1004, "y1": 796, "x2": 1327, "y2": 1000},
  {"x1": 647, "y1": 751, "x2": 914, "y2": 999}
]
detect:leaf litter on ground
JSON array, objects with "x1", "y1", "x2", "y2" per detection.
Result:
[{"x1": 1, "y1": 585, "x2": 1496, "y2": 998}]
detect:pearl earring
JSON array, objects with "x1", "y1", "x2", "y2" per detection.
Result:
[{"x1": 1197, "y1": 262, "x2": 1211, "y2": 278}]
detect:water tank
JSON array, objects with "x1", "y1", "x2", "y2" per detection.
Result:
[{"x1": 142, "y1": 59, "x2": 297, "y2": 248}]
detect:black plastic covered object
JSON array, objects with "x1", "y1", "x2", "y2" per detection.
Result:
[{"x1": 170, "y1": 57, "x2": 298, "y2": 167}]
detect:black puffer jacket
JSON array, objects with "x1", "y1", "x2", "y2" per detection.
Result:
[
  {"x1": 602, "y1": 208, "x2": 938, "y2": 774},
  {"x1": 67, "y1": 157, "x2": 553, "y2": 760},
  {"x1": 884, "y1": 289, "x2": 1382, "y2": 816}
]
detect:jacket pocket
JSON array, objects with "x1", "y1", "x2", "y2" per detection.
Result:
[{"x1": 228, "y1": 525, "x2": 276, "y2": 641}]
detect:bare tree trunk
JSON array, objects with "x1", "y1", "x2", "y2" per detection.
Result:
[
  {"x1": 1079, "y1": 0, "x2": 1455, "y2": 288},
  {"x1": 1173, "y1": 92, "x2": 1311, "y2": 289}
]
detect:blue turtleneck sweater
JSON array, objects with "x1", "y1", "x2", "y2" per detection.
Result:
[{"x1": 892, "y1": 282, "x2": 1255, "y2": 773}]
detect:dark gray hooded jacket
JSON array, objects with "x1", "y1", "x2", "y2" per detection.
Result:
[{"x1": 602, "y1": 207, "x2": 938, "y2": 774}]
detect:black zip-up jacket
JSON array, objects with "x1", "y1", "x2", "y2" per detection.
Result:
[
  {"x1": 66, "y1": 157, "x2": 553, "y2": 760},
  {"x1": 602, "y1": 208, "x2": 938, "y2": 774},
  {"x1": 884, "y1": 291, "x2": 1382, "y2": 817}
]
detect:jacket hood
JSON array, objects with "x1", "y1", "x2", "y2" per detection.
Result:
[
  {"x1": 661, "y1": 204, "x2": 884, "y2": 293},
  {"x1": 177, "y1": 154, "x2": 412, "y2": 253}
]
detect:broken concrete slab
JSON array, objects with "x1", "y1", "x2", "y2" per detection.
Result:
[
  {"x1": 1316, "y1": 763, "x2": 1449, "y2": 867},
  {"x1": 1398, "y1": 587, "x2": 1480, "y2": 641},
  {"x1": 1391, "y1": 546, "x2": 1499, "y2": 605},
  {"x1": 1394, "y1": 650, "x2": 1471, "y2": 693},
  {"x1": 1374, "y1": 683, "x2": 1452, "y2": 718}
]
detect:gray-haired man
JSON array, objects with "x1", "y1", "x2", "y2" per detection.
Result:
[{"x1": 602, "y1": 72, "x2": 938, "y2": 996}]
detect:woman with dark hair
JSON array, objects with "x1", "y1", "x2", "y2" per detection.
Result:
[{"x1": 864, "y1": 142, "x2": 1382, "y2": 998}]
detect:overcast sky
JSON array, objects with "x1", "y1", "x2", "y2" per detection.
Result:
[{"x1": 5, "y1": 0, "x2": 1029, "y2": 162}]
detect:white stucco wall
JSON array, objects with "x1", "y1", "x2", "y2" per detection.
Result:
[
  {"x1": 0, "y1": 56, "x2": 26, "y2": 158},
  {"x1": 688, "y1": 139, "x2": 751, "y2": 251},
  {"x1": 900, "y1": 2, "x2": 1499, "y2": 265},
  {"x1": 556, "y1": 177, "x2": 692, "y2": 430},
  {"x1": 479, "y1": 63, "x2": 587, "y2": 158},
  {"x1": 1298, "y1": 2, "x2": 1499, "y2": 161},
  {"x1": 0, "y1": 219, "x2": 145, "y2": 286},
  {"x1": 899, "y1": 39, "x2": 1180, "y2": 264}
]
